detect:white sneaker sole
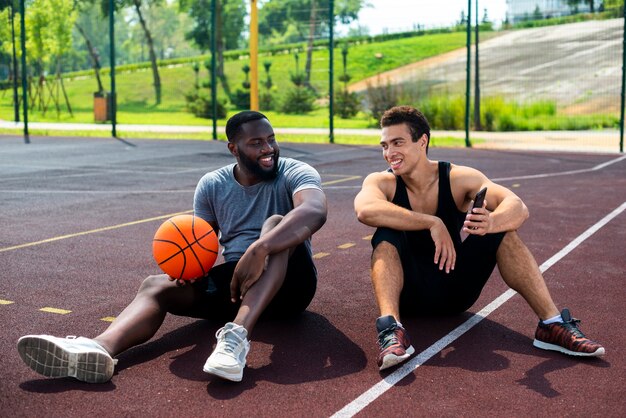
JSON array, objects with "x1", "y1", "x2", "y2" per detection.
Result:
[
  {"x1": 203, "y1": 365, "x2": 243, "y2": 382},
  {"x1": 17, "y1": 336, "x2": 114, "y2": 383},
  {"x1": 379, "y1": 345, "x2": 416, "y2": 371},
  {"x1": 533, "y1": 339, "x2": 605, "y2": 357}
]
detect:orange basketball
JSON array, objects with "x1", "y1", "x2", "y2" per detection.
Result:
[{"x1": 153, "y1": 215, "x2": 218, "y2": 281}]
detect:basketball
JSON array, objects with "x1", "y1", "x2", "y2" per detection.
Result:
[{"x1": 153, "y1": 215, "x2": 218, "y2": 281}]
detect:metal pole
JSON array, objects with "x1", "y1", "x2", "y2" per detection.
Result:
[
  {"x1": 19, "y1": 0, "x2": 28, "y2": 143},
  {"x1": 620, "y1": 4, "x2": 625, "y2": 153},
  {"x1": 464, "y1": 0, "x2": 471, "y2": 147},
  {"x1": 474, "y1": 0, "x2": 481, "y2": 131},
  {"x1": 329, "y1": 0, "x2": 334, "y2": 143},
  {"x1": 10, "y1": 4, "x2": 19, "y2": 122},
  {"x1": 109, "y1": 0, "x2": 117, "y2": 138},
  {"x1": 211, "y1": 0, "x2": 217, "y2": 140},
  {"x1": 250, "y1": 0, "x2": 259, "y2": 110}
]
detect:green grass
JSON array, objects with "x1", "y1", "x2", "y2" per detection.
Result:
[
  {"x1": 0, "y1": 31, "x2": 473, "y2": 126},
  {"x1": 0, "y1": 127, "x2": 471, "y2": 148}
]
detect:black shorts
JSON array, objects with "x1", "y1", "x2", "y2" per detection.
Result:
[
  {"x1": 192, "y1": 243, "x2": 317, "y2": 320},
  {"x1": 372, "y1": 227, "x2": 505, "y2": 316}
]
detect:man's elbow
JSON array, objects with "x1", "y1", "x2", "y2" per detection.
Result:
[
  {"x1": 355, "y1": 206, "x2": 375, "y2": 226},
  {"x1": 518, "y1": 198, "x2": 530, "y2": 222}
]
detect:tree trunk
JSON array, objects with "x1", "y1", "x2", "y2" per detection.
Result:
[
  {"x1": 57, "y1": 59, "x2": 73, "y2": 116},
  {"x1": 304, "y1": 0, "x2": 317, "y2": 88},
  {"x1": 133, "y1": 0, "x2": 162, "y2": 105},
  {"x1": 216, "y1": 0, "x2": 224, "y2": 77},
  {"x1": 75, "y1": 23, "x2": 104, "y2": 94}
]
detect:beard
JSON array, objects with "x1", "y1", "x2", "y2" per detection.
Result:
[{"x1": 237, "y1": 147, "x2": 280, "y2": 181}]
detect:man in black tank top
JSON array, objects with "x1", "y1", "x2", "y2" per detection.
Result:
[{"x1": 354, "y1": 105, "x2": 604, "y2": 371}]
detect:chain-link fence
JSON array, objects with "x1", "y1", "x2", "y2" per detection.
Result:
[{"x1": 0, "y1": 0, "x2": 623, "y2": 152}]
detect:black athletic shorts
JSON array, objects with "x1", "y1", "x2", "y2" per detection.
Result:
[
  {"x1": 372, "y1": 228, "x2": 505, "y2": 316},
  {"x1": 193, "y1": 243, "x2": 317, "y2": 320}
]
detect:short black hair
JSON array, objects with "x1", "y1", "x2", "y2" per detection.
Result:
[
  {"x1": 380, "y1": 105, "x2": 431, "y2": 153},
  {"x1": 225, "y1": 110, "x2": 269, "y2": 142}
]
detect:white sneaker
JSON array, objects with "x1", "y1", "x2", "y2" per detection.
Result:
[
  {"x1": 203, "y1": 323, "x2": 250, "y2": 382},
  {"x1": 17, "y1": 335, "x2": 116, "y2": 383}
]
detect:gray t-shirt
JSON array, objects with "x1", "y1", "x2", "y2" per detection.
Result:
[{"x1": 193, "y1": 157, "x2": 322, "y2": 262}]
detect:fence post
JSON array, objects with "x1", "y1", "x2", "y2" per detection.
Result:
[
  {"x1": 474, "y1": 0, "x2": 481, "y2": 131},
  {"x1": 109, "y1": 0, "x2": 117, "y2": 138},
  {"x1": 464, "y1": 0, "x2": 472, "y2": 147},
  {"x1": 211, "y1": 0, "x2": 217, "y2": 140},
  {"x1": 619, "y1": 4, "x2": 626, "y2": 152},
  {"x1": 10, "y1": 4, "x2": 19, "y2": 123},
  {"x1": 19, "y1": 0, "x2": 28, "y2": 143},
  {"x1": 329, "y1": 0, "x2": 334, "y2": 144}
]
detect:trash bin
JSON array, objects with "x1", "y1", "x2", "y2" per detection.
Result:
[{"x1": 94, "y1": 92, "x2": 115, "y2": 122}]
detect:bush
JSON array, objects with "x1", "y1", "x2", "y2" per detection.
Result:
[
  {"x1": 184, "y1": 92, "x2": 227, "y2": 119},
  {"x1": 231, "y1": 88, "x2": 250, "y2": 109},
  {"x1": 260, "y1": 91, "x2": 275, "y2": 111},
  {"x1": 365, "y1": 79, "x2": 399, "y2": 123},
  {"x1": 279, "y1": 86, "x2": 316, "y2": 114},
  {"x1": 334, "y1": 90, "x2": 361, "y2": 119}
]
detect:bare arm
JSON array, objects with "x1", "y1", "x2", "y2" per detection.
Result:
[
  {"x1": 230, "y1": 188, "x2": 327, "y2": 300},
  {"x1": 456, "y1": 166, "x2": 529, "y2": 235},
  {"x1": 354, "y1": 172, "x2": 456, "y2": 273},
  {"x1": 252, "y1": 188, "x2": 328, "y2": 255},
  {"x1": 354, "y1": 172, "x2": 440, "y2": 231}
]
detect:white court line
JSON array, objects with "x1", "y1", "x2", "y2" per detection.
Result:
[
  {"x1": 332, "y1": 201, "x2": 626, "y2": 418},
  {"x1": 492, "y1": 155, "x2": 626, "y2": 182},
  {"x1": 324, "y1": 155, "x2": 626, "y2": 189}
]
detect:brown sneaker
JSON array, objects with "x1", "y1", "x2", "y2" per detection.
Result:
[
  {"x1": 533, "y1": 309, "x2": 605, "y2": 357},
  {"x1": 376, "y1": 315, "x2": 415, "y2": 370}
]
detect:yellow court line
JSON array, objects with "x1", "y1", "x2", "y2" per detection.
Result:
[
  {"x1": 313, "y1": 252, "x2": 330, "y2": 259},
  {"x1": 1, "y1": 173, "x2": 359, "y2": 254},
  {"x1": 0, "y1": 299, "x2": 15, "y2": 305},
  {"x1": 322, "y1": 175, "x2": 361, "y2": 186},
  {"x1": 101, "y1": 316, "x2": 116, "y2": 322},
  {"x1": 0, "y1": 210, "x2": 192, "y2": 253},
  {"x1": 337, "y1": 243, "x2": 355, "y2": 249},
  {"x1": 40, "y1": 307, "x2": 72, "y2": 315},
  {"x1": 362, "y1": 235, "x2": 373, "y2": 240}
]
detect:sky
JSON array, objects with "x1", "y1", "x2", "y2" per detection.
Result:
[{"x1": 347, "y1": 0, "x2": 508, "y2": 35}]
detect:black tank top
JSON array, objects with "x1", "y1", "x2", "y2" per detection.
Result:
[{"x1": 391, "y1": 161, "x2": 466, "y2": 247}]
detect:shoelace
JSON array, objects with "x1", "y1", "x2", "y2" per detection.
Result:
[
  {"x1": 215, "y1": 326, "x2": 245, "y2": 354},
  {"x1": 560, "y1": 318, "x2": 586, "y2": 338},
  {"x1": 377, "y1": 325, "x2": 399, "y2": 349}
]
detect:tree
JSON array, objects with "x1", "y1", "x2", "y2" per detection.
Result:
[
  {"x1": 258, "y1": 0, "x2": 366, "y2": 88},
  {"x1": 73, "y1": 0, "x2": 105, "y2": 94},
  {"x1": 97, "y1": 0, "x2": 164, "y2": 104},
  {"x1": 180, "y1": 0, "x2": 246, "y2": 78},
  {"x1": 130, "y1": 0, "x2": 162, "y2": 104},
  {"x1": 566, "y1": 0, "x2": 599, "y2": 13}
]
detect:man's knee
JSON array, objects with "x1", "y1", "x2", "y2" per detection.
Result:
[
  {"x1": 498, "y1": 230, "x2": 524, "y2": 252},
  {"x1": 138, "y1": 274, "x2": 175, "y2": 297},
  {"x1": 372, "y1": 240, "x2": 402, "y2": 267},
  {"x1": 261, "y1": 214, "x2": 284, "y2": 235}
]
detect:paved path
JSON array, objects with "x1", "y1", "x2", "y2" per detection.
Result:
[{"x1": 1, "y1": 119, "x2": 621, "y2": 154}]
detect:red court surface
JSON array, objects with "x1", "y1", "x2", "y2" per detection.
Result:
[{"x1": 0, "y1": 135, "x2": 624, "y2": 417}]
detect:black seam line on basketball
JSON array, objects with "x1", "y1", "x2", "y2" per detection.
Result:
[
  {"x1": 190, "y1": 218, "x2": 217, "y2": 253},
  {"x1": 195, "y1": 229, "x2": 217, "y2": 252},
  {"x1": 154, "y1": 239, "x2": 186, "y2": 265},
  {"x1": 170, "y1": 218, "x2": 207, "y2": 277},
  {"x1": 154, "y1": 237, "x2": 217, "y2": 261}
]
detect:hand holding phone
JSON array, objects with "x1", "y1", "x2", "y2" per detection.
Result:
[
  {"x1": 465, "y1": 187, "x2": 488, "y2": 233},
  {"x1": 472, "y1": 187, "x2": 487, "y2": 210}
]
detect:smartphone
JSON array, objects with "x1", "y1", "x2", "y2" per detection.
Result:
[{"x1": 472, "y1": 187, "x2": 487, "y2": 209}]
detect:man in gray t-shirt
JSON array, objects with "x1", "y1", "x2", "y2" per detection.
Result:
[{"x1": 17, "y1": 111, "x2": 328, "y2": 385}]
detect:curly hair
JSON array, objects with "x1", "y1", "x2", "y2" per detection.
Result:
[{"x1": 225, "y1": 110, "x2": 269, "y2": 142}]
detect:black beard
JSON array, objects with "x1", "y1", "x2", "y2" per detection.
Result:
[{"x1": 237, "y1": 148, "x2": 279, "y2": 181}]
